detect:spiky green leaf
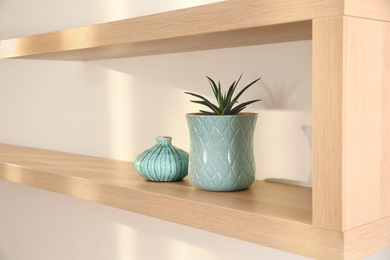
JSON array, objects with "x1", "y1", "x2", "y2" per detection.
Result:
[
  {"x1": 232, "y1": 77, "x2": 261, "y2": 102},
  {"x1": 222, "y1": 101, "x2": 238, "y2": 115},
  {"x1": 226, "y1": 74, "x2": 242, "y2": 104},
  {"x1": 199, "y1": 110, "x2": 215, "y2": 115},
  {"x1": 185, "y1": 74, "x2": 261, "y2": 115},
  {"x1": 185, "y1": 92, "x2": 221, "y2": 114},
  {"x1": 229, "y1": 99, "x2": 261, "y2": 115},
  {"x1": 206, "y1": 76, "x2": 219, "y2": 101}
]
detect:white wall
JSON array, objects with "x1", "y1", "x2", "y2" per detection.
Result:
[
  {"x1": 0, "y1": 0, "x2": 313, "y2": 186},
  {"x1": 0, "y1": 0, "x2": 389, "y2": 259}
]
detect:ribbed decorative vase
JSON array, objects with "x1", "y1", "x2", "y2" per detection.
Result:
[
  {"x1": 186, "y1": 113, "x2": 257, "y2": 191},
  {"x1": 134, "y1": 136, "x2": 189, "y2": 181}
]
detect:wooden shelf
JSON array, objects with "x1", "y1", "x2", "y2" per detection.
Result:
[
  {"x1": 0, "y1": 143, "x2": 312, "y2": 223},
  {"x1": 1, "y1": 0, "x2": 388, "y2": 61},
  {"x1": 1, "y1": 0, "x2": 390, "y2": 259},
  {"x1": 0, "y1": 0, "x2": 341, "y2": 60},
  {"x1": 2, "y1": 143, "x2": 390, "y2": 260},
  {"x1": 0, "y1": 143, "x2": 332, "y2": 259}
]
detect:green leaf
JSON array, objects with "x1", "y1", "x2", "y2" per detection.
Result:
[
  {"x1": 185, "y1": 92, "x2": 221, "y2": 114},
  {"x1": 217, "y1": 81, "x2": 223, "y2": 107},
  {"x1": 232, "y1": 77, "x2": 261, "y2": 102},
  {"x1": 186, "y1": 74, "x2": 261, "y2": 115},
  {"x1": 206, "y1": 76, "x2": 219, "y2": 101},
  {"x1": 225, "y1": 80, "x2": 236, "y2": 104},
  {"x1": 190, "y1": 100, "x2": 221, "y2": 114},
  {"x1": 200, "y1": 110, "x2": 217, "y2": 115},
  {"x1": 226, "y1": 74, "x2": 242, "y2": 104},
  {"x1": 230, "y1": 99, "x2": 260, "y2": 115},
  {"x1": 222, "y1": 100, "x2": 238, "y2": 115}
]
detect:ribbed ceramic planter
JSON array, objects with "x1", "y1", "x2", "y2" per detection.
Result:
[
  {"x1": 186, "y1": 113, "x2": 257, "y2": 191},
  {"x1": 134, "y1": 136, "x2": 188, "y2": 181}
]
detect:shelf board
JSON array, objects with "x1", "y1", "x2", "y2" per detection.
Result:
[
  {"x1": 1, "y1": 0, "x2": 388, "y2": 61},
  {"x1": 0, "y1": 0, "x2": 346, "y2": 61},
  {"x1": 0, "y1": 143, "x2": 312, "y2": 223},
  {"x1": 0, "y1": 143, "x2": 312, "y2": 221},
  {"x1": 0, "y1": 21, "x2": 312, "y2": 61},
  {"x1": 0, "y1": 143, "x2": 340, "y2": 259},
  {"x1": 2, "y1": 144, "x2": 390, "y2": 259}
]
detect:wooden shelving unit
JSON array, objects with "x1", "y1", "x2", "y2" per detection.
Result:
[
  {"x1": 1, "y1": 0, "x2": 390, "y2": 259},
  {"x1": 0, "y1": 144, "x2": 318, "y2": 255}
]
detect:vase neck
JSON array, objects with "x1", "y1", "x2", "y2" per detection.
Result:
[{"x1": 156, "y1": 136, "x2": 172, "y2": 146}]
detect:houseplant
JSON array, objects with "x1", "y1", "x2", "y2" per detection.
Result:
[{"x1": 185, "y1": 74, "x2": 261, "y2": 191}]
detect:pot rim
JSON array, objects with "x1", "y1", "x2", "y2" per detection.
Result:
[{"x1": 186, "y1": 112, "x2": 257, "y2": 117}]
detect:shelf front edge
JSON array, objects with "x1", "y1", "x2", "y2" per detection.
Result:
[
  {"x1": 0, "y1": 0, "x2": 344, "y2": 60},
  {"x1": 0, "y1": 163, "x2": 343, "y2": 259},
  {"x1": 0, "y1": 143, "x2": 344, "y2": 260}
]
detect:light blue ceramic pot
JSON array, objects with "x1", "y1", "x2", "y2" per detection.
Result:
[
  {"x1": 135, "y1": 136, "x2": 188, "y2": 181},
  {"x1": 186, "y1": 113, "x2": 257, "y2": 191}
]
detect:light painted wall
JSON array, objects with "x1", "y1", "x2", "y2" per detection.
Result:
[
  {"x1": 0, "y1": 0, "x2": 389, "y2": 259},
  {"x1": 0, "y1": 23, "x2": 313, "y2": 186}
]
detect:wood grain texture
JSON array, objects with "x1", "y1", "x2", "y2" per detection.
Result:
[
  {"x1": 345, "y1": 216, "x2": 390, "y2": 260},
  {"x1": 380, "y1": 20, "x2": 390, "y2": 218},
  {"x1": 0, "y1": 143, "x2": 348, "y2": 260},
  {"x1": 345, "y1": 0, "x2": 390, "y2": 22},
  {"x1": 0, "y1": 144, "x2": 313, "y2": 225},
  {"x1": 5, "y1": 142, "x2": 390, "y2": 259},
  {"x1": 312, "y1": 16, "x2": 344, "y2": 231},
  {"x1": 313, "y1": 15, "x2": 390, "y2": 232},
  {"x1": 1, "y1": 21, "x2": 312, "y2": 60},
  {"x1": 342, "y1": 16, "x2": 390, "y2": 229},
  {"x1": 0, "y1": 0, "x2": 342, "y2": 60},
  {"x1": 0, "y1": 1, "x2": 389, "y2": 258}
]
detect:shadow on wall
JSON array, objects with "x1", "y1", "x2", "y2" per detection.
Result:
[
  {"x1": 86, "y1": 40, "x2": 312, "y2": 186},
  {"x1": 256, "y1": 111, "x2": 312, "y2": 187},
  {"x1": 255, "y1": 75, "x2": 312, "y2": 187},
  {"x1": 0, "y1": 41, "x2": 311, "y2": 186}
]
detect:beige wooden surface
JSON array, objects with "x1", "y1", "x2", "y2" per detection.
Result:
[
  {"x1": 1, "y1": 0, "x2": 390, "y2": 258},
  {"x1": 312, "y1": 16, "x2": 344, "y2": 231},
  {"x1": 342, "y1": 16, "x2": 390, "y2": 230},
  {"x1": 381, "y1": 24, "x2": 390, "y2": 217},
  {"x1": 5, "y1": 142, "x2": 390, "y2": 259},
  {"x1": 313, "y1": 15, "x2": 390, "y2": 232},
  {"x1": 0, "y1": 21, "x2": 312, "y2": 60},
  {"x1": 0, "y1": 0, "x2": 342, "y2": 60},
  {"x1": 345, "y1": 0, "x2": 390, "y2": 22},
  {"x1": 345, "y1": 216, "x2": 390, "y2": 260},
  {"x1": 0, "y1": 143, "x2": 348, "y2": 260},
  {"x1": 0, "y1": 144, "x2": 312, "y2": 225}
]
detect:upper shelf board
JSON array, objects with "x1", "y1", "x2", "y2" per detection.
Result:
[
  {"x1": 1, "y1": 0, "x2": 389, "y2": 61},
  {"x1": 0, "y1": 0, "x2": 348, "y2": 60},
  {"x1": 2, "y1": 0, "x2": 388, "y2": 61}
]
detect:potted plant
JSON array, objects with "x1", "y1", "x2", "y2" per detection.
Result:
[{"x1": 185, "y1": 74, "x2": 261, "y2": 191}]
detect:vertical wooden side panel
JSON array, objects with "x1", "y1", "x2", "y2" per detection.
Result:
[
  {"x1": 313, "y1": 16, "x2": 344, "y2": 231},
  {"x1": 313, "y1": 16, "x2": 390, "y2": 231},
  {"x1": 343, "y1": 16, "x2": 390, "y2": 230},
  {"x1": 380, "y1": 21, "x2": 390, "y2": 218}
]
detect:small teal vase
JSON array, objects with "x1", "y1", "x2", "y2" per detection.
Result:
[
  {"x1": 135, "y1": 136, "x2": 189, "y2": 181},
  {"x1": 186, "y1": 113, "x2": 257, "y2": 191}
]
